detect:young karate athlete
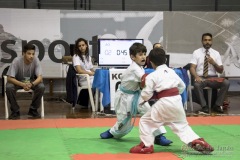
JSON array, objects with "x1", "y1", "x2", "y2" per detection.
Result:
[
  {"x1": 100, "y1": 43, "x2": 172, "y2": 146},
  {"x1": 130, "y1": 47, "x2": 214, "y2": 154}
]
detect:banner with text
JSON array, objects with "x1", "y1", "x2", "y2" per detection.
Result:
[{"x1": 109, "y1": 69, "x2": 126, "y2": 110}]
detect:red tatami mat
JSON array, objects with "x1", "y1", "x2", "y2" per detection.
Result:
[
  {"x1": 72, "y1": 153, "x2": 181, "y2": 160},
  {"x1": 0, "y1": 116, "x2": 240, "y2": 130}
]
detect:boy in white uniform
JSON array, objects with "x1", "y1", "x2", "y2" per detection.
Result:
[
  {"x1": 100, "y1": 43, "x2": 172, "y2": 146},
  {"x1": 130, "y1": 48, "x2": 214, "y2": 154}
]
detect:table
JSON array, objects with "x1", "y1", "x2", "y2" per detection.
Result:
[
  {"x1": 92, "y1": 68, "x2": 189, "y2": 111},
  {"x1": 92, "y1": 68, "x2": 126, "y2": 111},
  {"x1": 92, "y1": 69, "x2": 110, "y2": 111}
]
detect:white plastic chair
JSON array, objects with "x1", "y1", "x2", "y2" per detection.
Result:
[
  {"x1": 76, "y1": 74, "x2": 96, "y2": 112},
  {"x1": 94, "y1": 90, "x2": 104, "y2": 112},
  {"x1": 62, "y1": 56, "x2": 96, "y2": 112},
  {"x1": 4, "y1": 76, "x2": 44, "y2": 119},
  {"x1": 187, "y1": 70, "x2": 212, "y2": 113}
]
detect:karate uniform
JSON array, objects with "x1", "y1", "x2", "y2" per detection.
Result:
[
  {"x1": 110, "y1": 62, "x2": 166, "y2": 138},
  {"x1": 140, "y1": 64, "x2": 200, "y2": 147}
]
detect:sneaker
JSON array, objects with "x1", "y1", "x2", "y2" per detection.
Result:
[
  {"x1": 189, "y1": 138, "x2": 214, "y2": 154},
  {"x1": 100, "y1": 129, "x2": 113, "y2": 139},
  {"x1": 28, "y1": 108, "x2": 41, "y2": 118},
  {"x1": 154, "y1": 134, "x2": 173, "y2": 146},
  {"x1": 213, "y1": 105, "x2": 224, "y2": 114},
  {"x1": 198, "y1": 106, "x2": 209, "y2": 114},
  {"x1": 130, "y1": 142, "x2": 154, "y2": 154},
  {"x1": 9, "y1": 111, "x2": 20, "y2": 120}
]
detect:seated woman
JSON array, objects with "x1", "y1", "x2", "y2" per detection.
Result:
[{"x1": 72, "y1": 38, "x2": 95, "y2": 107}]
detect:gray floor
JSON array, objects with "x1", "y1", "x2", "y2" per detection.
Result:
[
  {"x1": 185, "y1": 92, "x2": 240, "y2": 116},
  {"x1": 0, "y1": 92, "x2": 239, "y2": 120}
]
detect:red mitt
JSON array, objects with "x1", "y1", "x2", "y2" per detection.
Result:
[{"x1": 140, "y1": 73, "x2": 148, "y2": 89}]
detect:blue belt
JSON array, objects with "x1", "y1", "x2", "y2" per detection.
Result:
[{"x1": 118, "y1": 85, "x2": 140, "y2": 130}]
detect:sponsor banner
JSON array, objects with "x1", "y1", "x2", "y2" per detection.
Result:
[{"x1": 109, "y1": 69, "x2": 126, "y2": 110}]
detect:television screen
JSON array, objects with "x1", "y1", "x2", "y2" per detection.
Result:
[{"x1": 98, "y1": 39, "x2": 144, "y2": 67}]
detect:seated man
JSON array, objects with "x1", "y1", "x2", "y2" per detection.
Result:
[
  {"x1": 6, "y1": 44, "x2": 45, "y2": 119},
  {"x1": 190, "y1": 33, "x2": 230, "y2": 114}
]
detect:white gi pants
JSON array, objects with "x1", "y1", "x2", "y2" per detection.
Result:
[
  {"x1": 139, "y1": 95, "x2": 200, "y2": 147},
  {"x1": 110, "y1": 90, "x2": 167, "y2": 138}
]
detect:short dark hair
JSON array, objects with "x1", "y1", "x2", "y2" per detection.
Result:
[
  {"x1": 149, "y1": 48, "x2": 166, "y2": 66},
  {"x1": 129, "y1": 43, "x2": 147, "y2": 57},
  {"x1": 23, "y1": 44, "x2": 35, "y2": 53},
  {"x1": 202, "y1": 33, "x2": 212, "y2": 41}
]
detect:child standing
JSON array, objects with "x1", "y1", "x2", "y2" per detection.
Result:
[
  {"x1": 130, "y1": 48, "x2": 214, "y2": 154},
  {"x1": 100, "y1": 43, "x2": 172, "y2": 146}
]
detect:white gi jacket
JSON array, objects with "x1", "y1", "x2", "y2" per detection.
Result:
[
  {"x1": 142, "y1": 64, "x2": 186, "y2": 122},
  {"x1": 110, "y1": 62, "x2": 144, "y2": 138},
  {"x1": 140, "y1": 65, "x2": 200, "y2": 146}
]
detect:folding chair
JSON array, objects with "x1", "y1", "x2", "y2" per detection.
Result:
[
  {"x1": 187, "y1": 70, "x2": 212, "y2": 113},
  {"x1": 62, "y1": 56, "x2": 96, "y2": 112},
  {"x1": 4, "y1": 76, "x2": 44, "y2": 119},
  {"x1": 76, "y1": 73, "x2": 96, "y2": 112}
]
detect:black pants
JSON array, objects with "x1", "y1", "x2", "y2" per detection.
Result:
[{"x1": 77, "y1": 89, "x2": 90, "y2": 107}]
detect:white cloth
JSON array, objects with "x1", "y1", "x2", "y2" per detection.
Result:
[
  {"x1": 190, "y1": 47, "x2": 222, "y2": 76},
  {"x1": 140, "y1": 65, "x2": 199, "y2": 146},
  {"x1": 110, "y1": 62, "x2": 167, "y2": 138},
  {"x1": 72, "y1": 54, "x2": 94, "y2": 86}
]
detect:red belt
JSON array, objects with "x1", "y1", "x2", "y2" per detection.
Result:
[{"x1": 154, "y1": 87, "x2": 179, "y2": 99}]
